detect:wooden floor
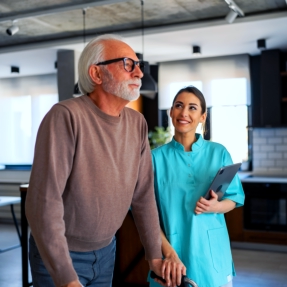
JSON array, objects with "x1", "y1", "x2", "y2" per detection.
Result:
[{"x1": 1, "y1": 223, "x2": 287, "y2": 287}]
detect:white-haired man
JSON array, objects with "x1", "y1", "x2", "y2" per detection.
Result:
[{"x1": 26, "y1": 34, "x2": 164, "y2": 287}]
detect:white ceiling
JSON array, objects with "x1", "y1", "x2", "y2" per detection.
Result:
[{"x1": 0, "y1": 10, "x2": 287, "y2": 79}]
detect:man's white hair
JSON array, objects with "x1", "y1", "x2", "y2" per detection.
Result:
[{"x1": 78, "y1": 34, "x2": 125, "y2": 95}]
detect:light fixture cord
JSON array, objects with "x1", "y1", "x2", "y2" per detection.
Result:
[
  {"x1": 83, "y1": 8, "x2": 86, "y2": 46},
  {"x1": 141, "y1": 0, "x2": 144, "y2": 61}
]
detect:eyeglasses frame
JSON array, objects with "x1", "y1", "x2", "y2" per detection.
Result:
[{"x1": 96, "y1": 57, "x2": 145, "y2": 73}]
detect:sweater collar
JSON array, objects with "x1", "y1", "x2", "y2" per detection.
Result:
[
  {"x1": 171, "y1": 133, "x2": 204, "y2": 152},
  {"x1": 81, "y1": 95, "x2": 122, "y2": 124}
]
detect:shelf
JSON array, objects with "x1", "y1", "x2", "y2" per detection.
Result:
[
  {"x1": 281, "y1": 71, "x2": 287, "y2": 76},
  {"x1": 282, "y1": 97, "x2": 287, "y2": 102}
]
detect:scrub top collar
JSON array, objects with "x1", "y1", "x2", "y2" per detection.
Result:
[{"x1": 171, "y1": 133, "x2": 204, "y2": 152}]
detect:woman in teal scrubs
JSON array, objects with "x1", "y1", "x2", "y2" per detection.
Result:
[{"x1": 149, "y1": 86, "x2": 244, "y2": 287}]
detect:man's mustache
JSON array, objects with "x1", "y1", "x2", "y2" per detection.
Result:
[{"x1": 127, "y1": 79, "x2": 142, "y2": 87}]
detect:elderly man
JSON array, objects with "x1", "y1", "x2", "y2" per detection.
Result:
[{"x1": 26, "y1": 34, "x2": 163, "y2": 287}]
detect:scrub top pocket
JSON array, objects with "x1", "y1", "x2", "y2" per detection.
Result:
[{"x1": 207, "y1": 227, "x2": 232, "y2": 273}]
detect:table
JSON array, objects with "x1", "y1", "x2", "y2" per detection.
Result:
[
  {"x1": 0, "y1": 196, "x2": 21, "y2": 253},
  {"x1": 19, "y1": 184, "x2": 32, "y2": 287}
]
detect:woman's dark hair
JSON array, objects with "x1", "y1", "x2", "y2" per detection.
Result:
[
  {"x1": 172, "y1": 86, "x2": 206, "y2": 115},
  {"x1": 171, "y1": 85, "x2": 207, "y2": 134}
]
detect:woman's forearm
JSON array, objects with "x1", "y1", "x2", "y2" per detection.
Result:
[
  {"x1": 160, "y1": 229, "x2": 179, "y2": 259},
  {"x1": 216, "y1": 199, "x2": 236, "y2": 213}
]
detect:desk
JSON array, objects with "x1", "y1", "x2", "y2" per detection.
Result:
[
  {"x1": 0, "y1": 196, "x2": 21, "y2": 253},
  {"x1": 19, "y1": 184, "x2": 32, "y2": 287}
]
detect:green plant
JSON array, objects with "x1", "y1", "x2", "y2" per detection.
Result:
[{"x1": 148, "y1": 126, "x2": 172, "y2": 150}]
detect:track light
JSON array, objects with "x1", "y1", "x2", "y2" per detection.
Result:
[
  {"x1": 6, "y1": 22, "x2": 19, "y2": 36},
  {"x1": 224, "y1": 0, "x2": 244, "y2": 24},
  {"x1": 11, "y1": 66, "x2": 20, "y2": 73},
  {"x1": 257, "y1": 39, "x2": 266, "y2": 50},
  {"x1": 192, "y1": 46, "x2": 201, "y2": 55}
]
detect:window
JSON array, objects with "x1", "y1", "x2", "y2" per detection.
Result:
[
  {"x1": 210, "y1": 78, "x2": 249, "y2": 163},
  {"x1": 0, "y1": 94, "x2": 58, "y2": 165}
]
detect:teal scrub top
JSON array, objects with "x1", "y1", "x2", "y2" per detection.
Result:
[{"x1": 149, "y1": 134, "x2": 245, "y2": 287}]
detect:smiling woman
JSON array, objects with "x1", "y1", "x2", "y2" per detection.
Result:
[{"x1": 149, "y1": 85, "x2": 245, "y2": 287}]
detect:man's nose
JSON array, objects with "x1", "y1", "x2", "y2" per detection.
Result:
[{"x1": 133, "y1": 64, "x2": 144, "y2": 78}]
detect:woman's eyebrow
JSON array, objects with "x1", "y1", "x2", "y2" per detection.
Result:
[{"x1": 174, "y1": 101, "x2": 198, "y2": 106}]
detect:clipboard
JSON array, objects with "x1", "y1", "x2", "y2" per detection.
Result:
[{"x1": 204, "y1": 163, "x2": 241, "y2": 200}]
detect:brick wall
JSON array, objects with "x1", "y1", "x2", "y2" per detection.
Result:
[{"x1": 252, "y1": 128, "x2": 287, "y2": 172}]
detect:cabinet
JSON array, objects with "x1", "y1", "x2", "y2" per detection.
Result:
[
  {"x1": 113, "y1": 210, "x2": 149, "y2": 287},
  {"x1": 225, "y1": 181, "x2": 287, "y2": 245},
  {"x1": 281, "y1": 52, "x2": 287, "y2": 124},
  {"x1": 250, "y1": 50, "x2": 287, "y2": 127}
]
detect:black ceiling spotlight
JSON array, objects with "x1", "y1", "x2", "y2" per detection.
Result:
[
  {"x1": 224, "y1": 0, "x2": 244, "y2": 24},
  {"x1": 257, "y1": 39, "x2": 266, "y2": 50},
  {"x1": 192, "y1": 45, "x2": 201, "y2": 55},
  {"x1": 139, "y1": 0, "x2": 157, "y2": 100},
  {"x1": 6, "y1": 21, "x2": 19, "y2": 36},
  {"x1": 11, "y1": 66, "x2": 20, "y2": 73}
]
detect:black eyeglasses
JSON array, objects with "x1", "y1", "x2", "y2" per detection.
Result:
[{"x1": 96, "y1": 57, "x2": 145, "y2": 73}]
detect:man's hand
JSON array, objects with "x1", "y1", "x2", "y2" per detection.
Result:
[
  {"x1": 148, "y1": 259, "x2": 167, "y2": 286},
  {"x1": 149, "y1": 257, "x2": 186, "y2": 287},
  {"x1": 62, "y1": 280, "x2": 83, "y2": 287},
  {"x1": 161, "y1": 255, "x2": 186, "y2": 287}
]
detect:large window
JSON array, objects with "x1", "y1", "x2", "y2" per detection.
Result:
[{"x1": 0, "y1": 94, "x2": 58, "y2": 165}]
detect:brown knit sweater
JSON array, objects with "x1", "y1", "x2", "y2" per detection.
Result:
[{"x1": 26, "y1": 95, "x2": 162, "y2": 287}]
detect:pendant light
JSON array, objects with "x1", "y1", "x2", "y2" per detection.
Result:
[
  {"x1": 73, "y1": 8, "x2": 86, "y2": 97},
  {"x1": 139, "y1": 0, "x2": 157, "y2": 99}
]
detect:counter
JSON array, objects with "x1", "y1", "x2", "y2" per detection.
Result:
[{"x1": 238, "y1": 171, "x2": 287, "y2": 183}]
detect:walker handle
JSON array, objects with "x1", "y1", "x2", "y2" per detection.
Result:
[
  {"x1": 150, "y1": 271, "x2": 198, "y2": 287},
  {"x1": 150, "y1": 271, "x2": 166, "y2": 283}
]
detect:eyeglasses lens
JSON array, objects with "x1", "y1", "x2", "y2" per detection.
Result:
[
  {"x1": 123, "y1": 58, "x2": 144, "y2": 73},
  {"x1": 124, "y1": 58, "x2": 134, "y2": 72}
]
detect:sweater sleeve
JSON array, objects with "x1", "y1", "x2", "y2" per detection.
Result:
[
  {"x1": 130, "y1": 120, "x2": 162, "y2": 260},
  {"x1": 25, "y1": 104, "x2": 78, "y2": 287}
]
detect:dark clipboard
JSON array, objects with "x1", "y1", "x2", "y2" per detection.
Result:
[{"x1": 204, "y1": 163, "x2": 242, "y2": 200}]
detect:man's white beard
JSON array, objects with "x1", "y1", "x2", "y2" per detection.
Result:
[{"x1": 101, "y1": 68, "x2": 141, "y2": 101}]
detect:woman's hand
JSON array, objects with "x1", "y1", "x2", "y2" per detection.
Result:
[
  {"x1": 195, "y1": 190, "x2": 236, "y2": 214},
  {"x1": 195, "y1": 190, "x2": 220, "y2": 214},
  {"x1": 155, "y1": 254, "x2": 186, "y2": 287}
]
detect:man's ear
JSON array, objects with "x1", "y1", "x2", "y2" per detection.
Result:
[{"x1": 89, "y1": 65, "x2": 102, "y2": 84}]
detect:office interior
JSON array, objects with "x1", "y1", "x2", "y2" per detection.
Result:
[{"x1": 1, "y1": 1, "x2": 287, "y2": 286}]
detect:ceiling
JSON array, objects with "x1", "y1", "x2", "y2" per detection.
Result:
[{"x1": 0, "y1": 0, "x2": 287, "y2": 78}]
